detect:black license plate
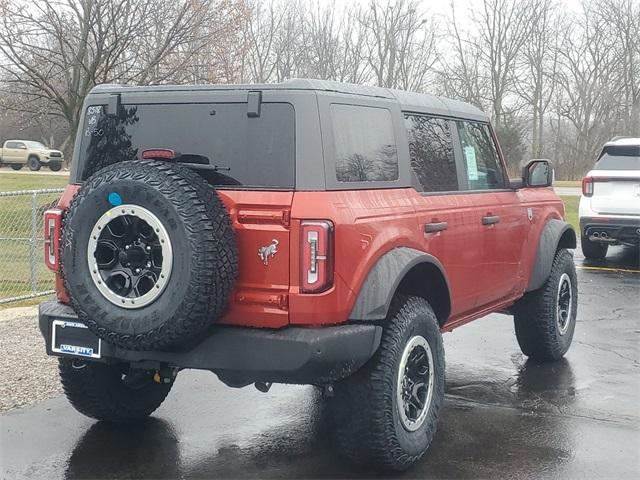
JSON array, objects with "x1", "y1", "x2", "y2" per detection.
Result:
[{"x1": 51, "y1": 320, "x2": 102, "y2": 358}]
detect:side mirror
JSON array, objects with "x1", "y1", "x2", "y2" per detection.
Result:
[{"x1": 522, "y1": 159, "x2": 553, "y2": 188}]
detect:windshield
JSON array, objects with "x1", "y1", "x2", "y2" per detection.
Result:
[
  {"x1": 78, "y1": 102, "x2": 295, "y2": 189},
  {"x1": 24, "y1": 141, "x2": 46, "y2": 149}
]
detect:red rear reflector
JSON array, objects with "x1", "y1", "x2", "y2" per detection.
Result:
[
  {"x1": 301, "y1": 220, "x2": 334, "y2": 293},
  {"x1": 142, "y1": 149, "x2": 176, "y2": 160},
  {"x1": 44, "y1": 209, "x2": 63, "y2": 271}
]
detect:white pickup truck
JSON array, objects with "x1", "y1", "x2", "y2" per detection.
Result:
[{"x1": 0, "y1": 140, "x2": 64, "y2": 171}]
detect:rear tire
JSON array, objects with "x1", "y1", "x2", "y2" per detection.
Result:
[
  {"x1": 59, "y1": 358, "x2": 172, "y2": 422},
  {"x1": 49, "y1": 162, "x2": 62, "y2": 171},
  {"x1": 514, "y1": 249, "x2": 578, "y2": 361},
  {"x1": 27, "y1": 156, "x2": 41, "y2": 171},
  {"x1": 581, "y1": 234, "x2": 608, "y2": 259},
  {"x1": 330, "y1": 295, "x2": 445, "y2": 471},
  {"x1": 10, "y1": 163, "x2": 23, "y2": 171}
]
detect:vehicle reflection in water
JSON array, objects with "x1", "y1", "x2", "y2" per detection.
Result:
[
  {"x1": 579, "y1": 244, "x2": 639, "y2": 270},
  {"x1": 61, "y1": 358, "x2": 583, "y2": 479},
  {"x1": 515, "y1": 358, "x2": 576, "y2": 412},
  {"x1": 65, "y1": 418, "x2": 180, "y2": 479}
]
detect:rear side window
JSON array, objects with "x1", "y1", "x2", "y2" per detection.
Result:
[
  {"x1": 5, "y1": 142, "x2": 17, "y2": 148},
  {"x1": 456, "y1": 121, "x2": 505, "y2": 190},
  {"x1": 79, "y1": 103, "x2": 295, "y2": 189},
  {"x1": 331, "y1": 104, "x2": 399, "y2": 182},
  {"x1": 595, "y1": 145, "x2": 640, "y2": 170},
  {"x1": 405, "y1": 115, "x2": 458, "y2": 192}
]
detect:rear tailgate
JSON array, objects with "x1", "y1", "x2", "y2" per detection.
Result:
[
  {"x1": 589, "y1": 170, "x2": 640, "y2": 216},
  {"x1": 218, "y1": 191, "x2": 294, "y2": 328}
]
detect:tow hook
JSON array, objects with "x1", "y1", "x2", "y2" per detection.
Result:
[
  {"x1": 153, "y1": 368, "x2": 177, "y2": 385},
  {"x1": 254, "y1": 381, "x2": 272, "y2": 393}
]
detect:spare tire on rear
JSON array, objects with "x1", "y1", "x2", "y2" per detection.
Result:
[{"x1": 61, "y1": 160, "x2": 238, "y2": 350}]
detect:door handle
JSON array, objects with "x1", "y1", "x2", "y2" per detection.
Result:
[
  {"x1": 482, "y1": 215, "x2": 500, "y2": 226},
  {"x1": 425, "y1": 222, "x2": 448, "y2": 233}
]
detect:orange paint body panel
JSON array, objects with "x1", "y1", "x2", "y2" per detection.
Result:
[
  {"x1": 216, "y1": 191, "x2": 294, "y2": 328},
  {"x1": 53, "y1": 183, "x2": 564, "y2": 330}
]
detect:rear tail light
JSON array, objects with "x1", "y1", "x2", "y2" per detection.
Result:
[
  {"x1": 582, "y1": 176, "x2": 594, "y2": 197},
  {"x1": 300, "y1": 220, "x2": 334, "y2": 293},
  {"x1": 44, "y1": 209, "x2": 63, "y2": 271}
]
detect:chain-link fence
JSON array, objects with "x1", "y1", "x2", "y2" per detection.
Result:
[{"x1": 0, "y1": 189, "x2": 64, "y2": 304}]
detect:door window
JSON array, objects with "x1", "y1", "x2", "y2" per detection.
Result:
[
  {"x1": 456, "y1": 122, "x2": 506, "y2": 190},
  {"x1": 405, "y1": 115, "x2": 458, "y2": 192},
  {"x1": 331, "y1": 104, "x2": 399, "y2": 183}
]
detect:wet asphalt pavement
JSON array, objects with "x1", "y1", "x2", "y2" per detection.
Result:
[{"x1": 2, "y1": 247, "x2": 639, "y2": 479}]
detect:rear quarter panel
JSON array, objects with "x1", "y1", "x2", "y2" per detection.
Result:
[{"x1": 289, "y1": 188, "x2": 421, "y2": 326}]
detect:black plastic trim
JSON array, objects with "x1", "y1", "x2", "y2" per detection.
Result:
[{"x1": 39, "y1": 301, "x2": 382, "y2": 385}]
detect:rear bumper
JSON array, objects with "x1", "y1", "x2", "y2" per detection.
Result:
[
  {"x1": 38, "y1": 301, "x2": 382, "y2": 385},
  {"x1": 580, "y1": 216, "x2": 640, "y2": 244}
]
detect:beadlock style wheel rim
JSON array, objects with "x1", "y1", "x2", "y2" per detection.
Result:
[
  {"x1": 396, "y1": 335, "x2": 435, "y2": 432},
  {"x1": 87, "y1": 205, "x2": 173, "y2": 309},
  {"x1": 556, "y1": 273, "x2": 572, "y2": 336}
]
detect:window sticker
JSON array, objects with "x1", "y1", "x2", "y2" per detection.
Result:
[{"x1": 464, "y1": 145, "x2": 478, "y2": 181}]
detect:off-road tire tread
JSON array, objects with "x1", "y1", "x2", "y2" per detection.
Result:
[
  {"x1": 331, "y1": 295, "x2": 445, "y2": 471},
  {"x1": 58, "y1": 358, "x2": 171, "y2": 422},
  {"x1": 514, "y1": 248, "x2": 577, "y2": 361},
  {"x1": 61, "y1": 160, "x2": 238, "y2": 350}
]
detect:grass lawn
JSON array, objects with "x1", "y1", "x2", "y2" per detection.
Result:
[
  {"x1": 0, "y1": 172, "x2": 69, "y2": 192},
  {"x1": 560, "y1": 195, "x2": 579, "y2": 232},
  {"x1": 554, "y1": 180, "x2": 581, "y2": 188},
  {"x1": 0, "y1": 186, "x2": 63, "y2": 306}
]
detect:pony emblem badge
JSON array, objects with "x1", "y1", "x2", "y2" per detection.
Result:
[{"x1": 258, "y1": 239, "x2": 279, "y2": 266}]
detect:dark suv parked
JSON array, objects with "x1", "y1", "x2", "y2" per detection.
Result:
[{"x1": 40, "y1": 79, "x2": 577, "y2": 470}]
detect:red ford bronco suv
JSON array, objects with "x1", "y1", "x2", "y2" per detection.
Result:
[{"x1": 39, "y1": 79, "x2": 577, "y2": 471}]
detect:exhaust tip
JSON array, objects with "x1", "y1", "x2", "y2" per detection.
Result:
[{"x1": 593, "y1": 232, "x2": 600, "y2": 238}]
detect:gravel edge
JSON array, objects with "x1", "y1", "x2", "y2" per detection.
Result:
[{"x1": 0, "y1": 306, "x2": 62, "y2": 411}]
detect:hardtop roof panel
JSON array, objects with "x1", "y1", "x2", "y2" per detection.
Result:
[{"x1": 89, "y1": 78, "x2": 488, "y2": 121}]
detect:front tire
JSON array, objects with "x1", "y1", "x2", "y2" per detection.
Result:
[
  {"x1": 331, "y1": 296, "x2": 445, "y2": 471},
  {"x1": 59, "y1": 358, "x2": 172, "y2": 422},
  {"x1": 10, "y1": 163, "x2": 23, "y2": 171},
  {"x1": 27, "y1": 156, "x2": 41, "y2": 171},
  {"x1": 581, "y1": 234, "x2": 608, "y2": 259},
  {"x1": 514, "y1": 249, "x2": 578, "y2": 361},
  {"x1": 49, "y1": 162, "x2": 62, "y2": 171}
]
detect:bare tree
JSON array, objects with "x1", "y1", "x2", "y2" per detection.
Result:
[
  {"x1": 593, "y1": 0, "x2": 640, "y2": 134},
  {"x1": 438, "y1": 0, "x2": 488, "y2": 108},
  {"x1": 243, "y1": 0, "x2": 292, "y2": 82},
  {"x1": 0, "y1": 0, "x2": 245, "y2": 150},
  {"x1": 476, "y1": 0, "x2": 536, "y2": 128},
  {"x1": 555, "y1": 1, "x2": 622, "y2": 177},
  {"x1": 357, "y1": 0, "x2": 438, "y2": 90},
  {"x1": 515, "y1": 0, "x2": 561, "y2": 158}
]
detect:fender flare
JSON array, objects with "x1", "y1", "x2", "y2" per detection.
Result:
[
  {"x1": 527, "y1": 218, "x2": 577, "y2": 292},
  {"x1": 349, "y1": 247, "x2": 450, "y2": 321}
]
